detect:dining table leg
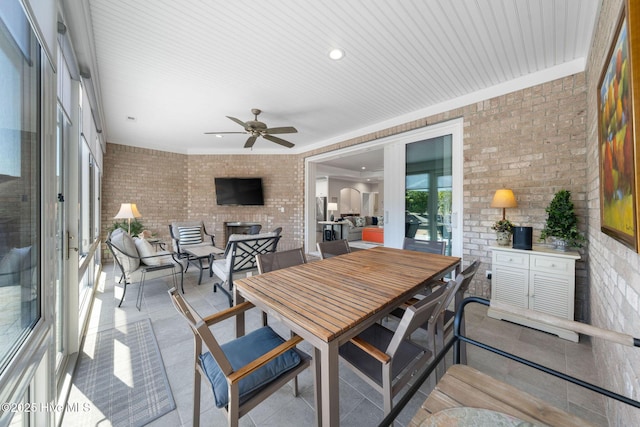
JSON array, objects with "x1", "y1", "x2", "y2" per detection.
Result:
[
  {"x1": 313, "y1": 347, "x2": 322, "y2": 427},
  {"x1": 320, "y1": 342, "x2": 340, "y2": 426},
  {"x1": 233, "y1": 288, "x2": 245, "y2": 338}
]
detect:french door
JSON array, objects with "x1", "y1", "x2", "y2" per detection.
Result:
[
  {"x1": 384, "y1": 119, "x2": 463, "y2": 257},
  {"x1": 55, "y1": 108, "x2": 68, "y2": 374}
]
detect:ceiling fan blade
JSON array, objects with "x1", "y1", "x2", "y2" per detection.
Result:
[
  {"x1": 263, "y1": 134, "x2": 294, "y2": 148},
  {"x1": 227, "y1": 116, "x2": 248, "y2": 129},
  {"x1": 264, "y1": 126, "x2": 298, "y2": 135},
  {"x1": 244, "y1": 135, "x2": 258, "y2": 148},
  {"x1": 204, "y1": 131, "x2": 247, "y2": 134}
]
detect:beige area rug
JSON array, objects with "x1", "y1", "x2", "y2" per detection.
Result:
[{"x1": 65, "y1": 319, "x2": 175, "y2": 426}]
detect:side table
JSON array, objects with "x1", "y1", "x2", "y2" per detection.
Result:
[
  {"x1": 318, "y1": 221, "x2": 344, "y2": 241},
  {"x1": 184, "y1": 245, "x2": 224, "y2": 285}
]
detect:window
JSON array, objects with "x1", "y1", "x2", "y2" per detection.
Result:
[{"x1": 0, "y1": 0, "x2": 42, "y2": 372}]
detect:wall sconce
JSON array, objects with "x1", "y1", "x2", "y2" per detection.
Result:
[
  {"x1": 114, "y1": 203, "x2": 142, "y2": 234},
  {"x1": 327, "y1": 202, "x2": 338, "y2": 221},
  {"x1": 490, "y1": 189, "x2": 517, "y2": 220}
]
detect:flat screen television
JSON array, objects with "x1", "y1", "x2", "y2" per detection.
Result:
[{"x1": 214, "y1": 177, "x2": 265, "y2": 206}]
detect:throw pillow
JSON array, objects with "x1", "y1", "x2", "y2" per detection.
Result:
[
  {"x1": 178, "y1": 226, "x2": 202, "y2": 245},
  {"x1": 146, "y1": 250, "x2": 176, "y2": 266},
  {"x1": 199, "y1": 326, "x2": 302, "y2": 408},
  {"x1": 134, "y1": 238, "x2": 176, "y2": 266},
  {"x1": 134, "y1": 237, "x2": 155, "y2": 258},
  {"x1": 110, "y1": 228, "x2": 140, "y2": 273},
  {"x1": 355, "y1": 217, "x2": 366, "y2": 227},
  {"x1": 372, "y1": 216, "x2": 378, "y2": 225}
]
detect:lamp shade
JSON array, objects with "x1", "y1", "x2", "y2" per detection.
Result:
[
  {"x1": 490, "y1": 189, "x2": 517, "y2": 209},
  {"x1": 327, "y1": 203, "x2": 338, "y2": 212},
  {"x1": 114, "y1": 203, "x2": 142, "y2": 219}
]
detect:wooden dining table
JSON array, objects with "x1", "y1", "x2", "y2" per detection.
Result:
[{"x1": 233, "y1": 246, "x2": 461, "y2": 426}]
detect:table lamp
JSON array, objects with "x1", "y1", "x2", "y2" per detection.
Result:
[
  {"x1": 114, "y1": 203, "x2": 142, "y2": 234},
  {"x1": 490, "y1": 189, "x2": 517, "y2": 220},
  {"x1": 327, "y1": 203, "x2": 338, "y2": 221}
]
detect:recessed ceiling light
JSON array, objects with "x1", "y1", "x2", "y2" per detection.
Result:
[
  {"x1": 329, "y1": 48, "x2": 345, "y2": 60},
  {"x1": 215, "y1": 134, "x2": 223, "y2": 138},
  {"x1": 361, "y1": 166, "x2": 366, "y2": 170}
]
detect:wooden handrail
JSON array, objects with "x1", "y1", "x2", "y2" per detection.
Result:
[{"x1": 490, "y1": 300, "x2": 639, "y2": 347}]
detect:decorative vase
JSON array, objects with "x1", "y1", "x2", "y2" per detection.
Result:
[
  {"x1": 496, "y1": 231, "x2": 512, "y2": 246},
  {"x1": 553, "y1": 237, "x2": 569, "y2": 251}
]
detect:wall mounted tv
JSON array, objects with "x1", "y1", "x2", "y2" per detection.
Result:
[{"x1": 214, "y1": 177, "x2": 265, "y2": 206}]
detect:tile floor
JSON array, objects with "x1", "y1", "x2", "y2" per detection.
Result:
[{"x1": 62, "y1": 257, "x2": 609, "y2": 426}]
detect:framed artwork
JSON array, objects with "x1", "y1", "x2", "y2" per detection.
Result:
[{"x1": 598, "y1": 0, "x2": 640, "y2": 251}]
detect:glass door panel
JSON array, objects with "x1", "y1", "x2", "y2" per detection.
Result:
[
  {"x1": 55, "y1": 108, "x2": 67, "y2": 371},
  {"x1": 405, "y1": 136, "x2": 453, "y2": 255}
]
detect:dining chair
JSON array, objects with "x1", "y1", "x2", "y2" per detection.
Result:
[
  {"x1": 402, "y1": 237, "x2": 446, "y2": 254},
  {"x1": 439, "y1": 259, "x2": 481, "y2": 363},
  {"x1": 390, "y1": 260, "x2": 480, "y2": 358},
  {"x1": 256, "y1": 248, "x2": 307, "y2": 325},
  {"x1": 256, "y1": 248, "x2": 306, "y2": 274},
  {"x1": 398, "y1": 237, "x2": 447, "y2": 301},
  {"x1": 316, "y1": 239, "x2": 351, "y2": 259},
  {"x1": 339, "y1": 275, "x2": 463, "y2": 415},
  {"x1": 168, "y1": 287, "x2": 313, "y2": 427}
]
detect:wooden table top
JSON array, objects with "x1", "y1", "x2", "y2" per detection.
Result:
[
  {"x1": 409, "y1": 364, "x2": 593, "y2": 427},
  {"x1": 235, "y1": 246, "x2": 460, "y2": 342}
]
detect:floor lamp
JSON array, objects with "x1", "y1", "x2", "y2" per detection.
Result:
[{"x1": 114, "y1": 203, "x2": 142, "y2": 234}]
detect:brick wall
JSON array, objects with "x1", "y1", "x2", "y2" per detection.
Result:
[
  {"x1": 585, "y1": 0, "x2": 640, "y2": 424},
  {"x1": 102, "y1": 144, "x2": 187, "y2": 257},
  {"x1": 102, "y1": 147, "x2": 303, "y2": 257},
  {"x1": 302, "y1": 74, "x2": 589, "y2": 319},
  {"x1": 184, "y1": 154, "x2": 303, "y2": 251}
]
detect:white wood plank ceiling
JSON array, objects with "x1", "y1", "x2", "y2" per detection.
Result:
[{"x1": 64, "y1": 0, "x2": 600, "y2": 154}]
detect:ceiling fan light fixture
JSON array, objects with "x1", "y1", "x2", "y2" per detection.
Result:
[{"x1": 329, "y1": 48, "x2": 345, "y2": 60}]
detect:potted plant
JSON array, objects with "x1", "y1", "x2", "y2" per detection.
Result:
[
  {"x1": 108, "y1": 219, "x2": 145, "y2": 237},
  {"x1": 492, "y1": 219, "x2": 515, "y2": 246},
  {"x1": 540, "y1": 190, "x2": 585, "y2": 250}
]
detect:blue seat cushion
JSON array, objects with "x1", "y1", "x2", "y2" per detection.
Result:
[{"x1": 199, "y1": 326, "x2": 302, "y2": 408}]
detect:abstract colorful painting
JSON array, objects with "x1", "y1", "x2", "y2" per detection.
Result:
[{"x1": 598, "y1": 2, "x2": 640, "y2": 251}]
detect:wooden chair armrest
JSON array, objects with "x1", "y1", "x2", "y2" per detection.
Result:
[
  {"x1": 227, "y1": 335, "x2": 304, "y2": 384},
  {"x1": 202, "y1": 301, "x2": 255, "y2": 326},
  {"x1": 350, "y1": 336, "x2": 391, "y2": 364}
]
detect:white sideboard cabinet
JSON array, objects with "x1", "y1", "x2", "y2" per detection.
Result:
[{"x1": 488, "y1": 245, "x2": 580, "y2": 342}]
